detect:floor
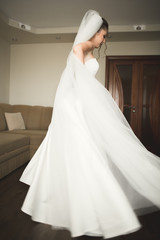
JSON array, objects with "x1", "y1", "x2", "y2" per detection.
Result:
[{"x1": 0, "y1": 165, "x2": 160, "y2": 240}]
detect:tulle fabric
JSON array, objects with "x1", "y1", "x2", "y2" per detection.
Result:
[{"x1": 20, "y1": 10, "x2": 160, "y2": 239}]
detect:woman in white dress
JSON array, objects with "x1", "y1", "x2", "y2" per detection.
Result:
[{"x1": 20, "y1": 10, "x2": 160, "y2": 239}]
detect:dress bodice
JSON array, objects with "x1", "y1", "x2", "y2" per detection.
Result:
[{"x1": 85, "y1": 58, "x2": 99, "y2": 76}]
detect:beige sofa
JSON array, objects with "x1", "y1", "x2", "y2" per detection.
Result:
[{"x1": 0, "y1": 103, "x2": 53, "y2": 179}]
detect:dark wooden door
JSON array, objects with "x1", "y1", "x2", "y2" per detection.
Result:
[{"x1": 106, "y1": 56, "x2": 160, "y2": 156}]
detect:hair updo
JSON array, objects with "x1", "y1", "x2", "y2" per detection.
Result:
[{"x1": 99, "y1": 17, "x2": 109, "y2": 32}]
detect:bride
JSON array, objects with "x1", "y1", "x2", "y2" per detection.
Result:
[{"x1": 20, "y1": 10, "x2": 160, "y2": 239}]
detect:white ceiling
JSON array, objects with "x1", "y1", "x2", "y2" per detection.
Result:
[
  {"x1": 0, "y1": 0, "x2": 160, "y2": 44},
  {"x1": 0, "y1": 0, "x2": 160, "y2": 27}
]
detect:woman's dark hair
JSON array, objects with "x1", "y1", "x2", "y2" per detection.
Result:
[
  {"x1": 99, "y1": 17, "x2": 109, "y2": 31},
  {"x1": 97, "y1": 17, "x2": 109, "y2": 59}
]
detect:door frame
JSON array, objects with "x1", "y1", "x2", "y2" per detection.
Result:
[
  {"x1": 105, "y1": 55, "x2": 160, "y2": 154},
  {"x1": 105, "y1": 56, "x2": 160, "y2": 89}
]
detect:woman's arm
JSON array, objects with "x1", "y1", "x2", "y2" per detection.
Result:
[{"x1": 73, "y1": 41, "x2": 93, "y2": 63}]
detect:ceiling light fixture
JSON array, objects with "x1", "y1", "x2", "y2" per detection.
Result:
[
  {"x1": 133, "y1": 25, "x2": 146, "y2": 31},
  {"x1": 18, "y1": 22, "x2": 31, "y2": 31}
]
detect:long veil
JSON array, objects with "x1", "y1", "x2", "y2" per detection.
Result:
[{"x1": 20, "y1": 10, "x2": 160, "y2": 239}]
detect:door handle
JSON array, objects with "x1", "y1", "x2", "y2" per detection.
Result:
[{"x1": 124, "y1": 105, "x2": 136, "y2": 113}]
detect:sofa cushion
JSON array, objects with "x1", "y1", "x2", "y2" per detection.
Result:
[
  {"x1": 8, "y1": 130, "x2": 47, "y2": 145},
  {"x1": 0, "y1": 145, "x2": 29, "y2": 164},
  {"x1": 0, "y1": 104, "x2": 52, "y2": 131},
  {"x1": 4, "y1": 112, "x2": 26, "y2": 131},
  {"x1": 25, "y1": 106, "x2": 52, "y2": 130},
  {"x1": 0, "y1": 108, "x2": 7, "y2": 131},
  {"x1": 12, "y1": 105, "x2": 52, "y2": 130},
  {"x1": 7, "y1": 130, "x2": 47, "y2": 158},
  {"x1": 0, "y1": 133, "x2": 30, "y2": 156}
]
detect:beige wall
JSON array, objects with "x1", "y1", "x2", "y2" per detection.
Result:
[
  {"x1": 10, "y1": 41, "x2": 160, "y2": 107},
  {"x1": 0, "y1": 37, "x2": 10, "y2": 103},
  {"x1": 10, "y1": 43, "x2": 72, "y2": 106}
]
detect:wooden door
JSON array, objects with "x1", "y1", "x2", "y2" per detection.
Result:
[{"x1": 106, "y1": 56, "x2": 160, "y2": 156}]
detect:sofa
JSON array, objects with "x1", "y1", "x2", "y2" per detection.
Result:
[{"x1": 0, "y1": 103, "x2": 53, "y2": 179}]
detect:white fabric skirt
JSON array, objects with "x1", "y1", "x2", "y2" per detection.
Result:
[{"x1": 20, "y1": 56, "x2": 160, "y2": 239}]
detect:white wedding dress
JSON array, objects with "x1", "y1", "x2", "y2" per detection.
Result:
[{"x1": 20, "y1": 10, "x2": 160, "y2": 239}]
